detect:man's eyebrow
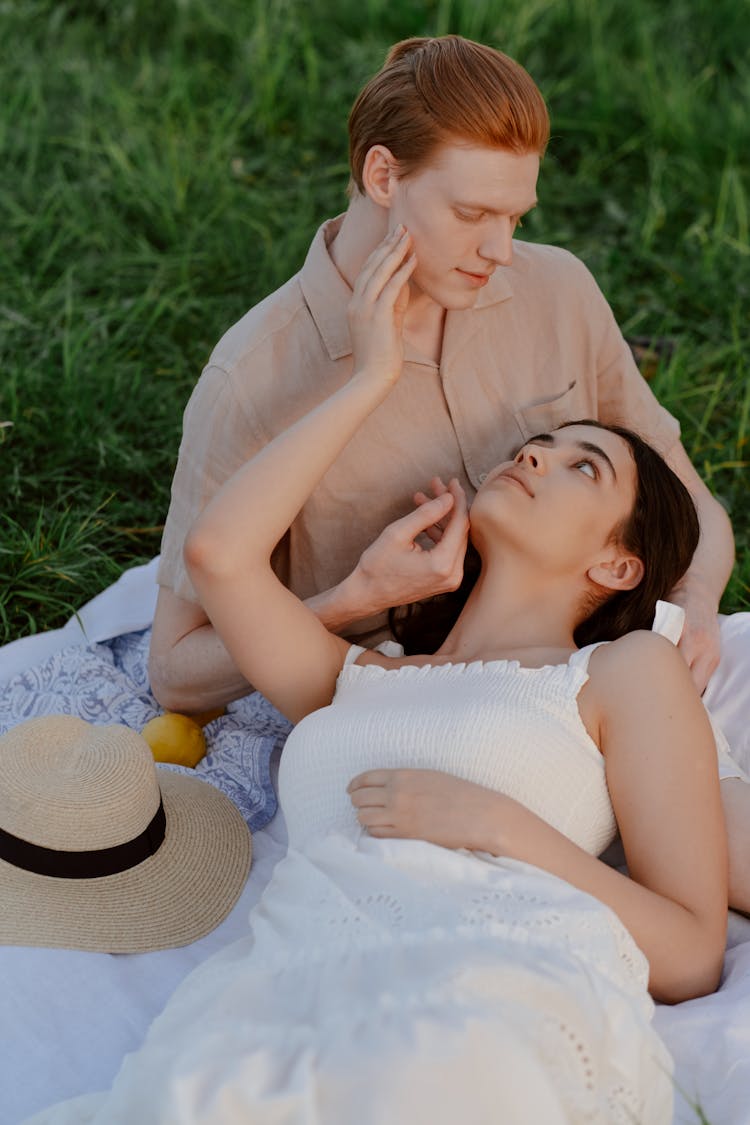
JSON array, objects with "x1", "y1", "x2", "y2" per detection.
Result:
[
  {"x1": 456, "y1": 200, "x2": 538, "y2": 215},
  {"x1": 525, "y1": 432, "x2": 618, "y2": 481}
]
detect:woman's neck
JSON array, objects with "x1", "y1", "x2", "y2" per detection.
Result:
[{"x1": 436, "y1": 560, "x2": 582, "y2": 663}]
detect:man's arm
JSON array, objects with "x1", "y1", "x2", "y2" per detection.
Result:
[
  {"x1": 149, "y1": 590, "x2": 249, "y2": 713},
  {"x1": 574, "y1": 254, "x2": 734, "y2": 688},
  {"x1": 664, "y1": 441, "x2": 735, "y2": 692}
]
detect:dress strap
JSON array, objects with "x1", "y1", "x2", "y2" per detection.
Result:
[
  {"x1": 568, "y1": 600, "x2": 686, "y2": 676},
  {"x1": 343, "y1": 640, "x2": 405, "y2": 667},
  {"x1": 651, "y1": 600, "x2": 685, "y2": 644},
  {"x1": 567, "y1": 641, "x2": 608, "y2": 676}
]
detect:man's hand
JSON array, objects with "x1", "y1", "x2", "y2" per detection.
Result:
[
  {"x1": 669, "y1": 577, "x2": 722, "y2": 693},
  {"x1": 344, "y1": 478, "x2": 470, "y2": 618},
  {"x1": 347, "y1": 768, "x2": 501, "y2": 852}
]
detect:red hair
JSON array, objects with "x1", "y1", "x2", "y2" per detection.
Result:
[{"x1": 348, "y1": 36, "x2": 550, "y2": 193}]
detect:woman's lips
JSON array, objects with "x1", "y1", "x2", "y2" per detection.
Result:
[{"x1": 497, "y1": 468, "x2": 535, "y2": 497}]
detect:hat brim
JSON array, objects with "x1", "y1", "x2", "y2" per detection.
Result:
[{"x1": 0, "y1": 771, "x2": 251, "y2": 953}]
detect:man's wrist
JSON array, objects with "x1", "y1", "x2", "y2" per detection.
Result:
[{"x1": 670, "y1": 571, "x2": 720, "y2": 612}]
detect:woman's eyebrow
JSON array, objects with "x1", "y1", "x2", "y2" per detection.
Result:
[
  {"x1": 525, "y1": 433, "x2": 617, "y2": 481},
  {"x1": 577, "y1": 440, "x2": 617, "y2": 481}
]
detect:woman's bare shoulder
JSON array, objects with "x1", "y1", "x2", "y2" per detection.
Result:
[{"x1": 587, "y1": 629, "x2": 692, "y2": 700}]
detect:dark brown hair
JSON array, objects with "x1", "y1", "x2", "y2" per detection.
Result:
[
  {"x1": 348, "y1": 35, "x2": 550, "y2": 194},
  {"x1": 390, "y1": 421, "x2": 700, "y2": 654}
]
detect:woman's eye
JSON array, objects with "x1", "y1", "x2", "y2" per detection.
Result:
[
  {"x1": 455, "y1": 209, "x2": 484, "y2": 223},
  {"x1": 575, "y1": 460, "x2": 597, "y2": 479}
]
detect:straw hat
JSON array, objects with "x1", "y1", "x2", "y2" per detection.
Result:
[{"x1": 0, "y1": 715, "x2": 252, "y2": 953}]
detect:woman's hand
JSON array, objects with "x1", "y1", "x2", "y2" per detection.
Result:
[
  {"x1": 347, "y1": 479, "x2": 469, "y2": 616},
  {"x1": 347, "y1": 225, "x2": 417, "y2": 386},
  {"x1": 347, "y1": 768, "x2": 503, "y2": 852}
]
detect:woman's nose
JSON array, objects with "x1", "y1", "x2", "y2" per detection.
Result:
[{"x1": 516, "y1": 447, "x2": 545, "y2": 473}]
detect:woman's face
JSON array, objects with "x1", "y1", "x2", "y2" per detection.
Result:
[{"x1": 470, "y1": 424, "x2": 639, "y2": 577}]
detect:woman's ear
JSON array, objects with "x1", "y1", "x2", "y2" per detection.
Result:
[
  {"x1": 587, "y1": 553, "x2": 644, "y2": 592},
  {"x1": 361, "y1": 145, "x2": 398, "y2": 207}
]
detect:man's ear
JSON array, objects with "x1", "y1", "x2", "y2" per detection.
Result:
[
  {"x1": 361, "y1": 145, "x2": 398, "y2": 207},
  {"x1": 587, "y1": 553, "x2": 644, "y2": 592}
]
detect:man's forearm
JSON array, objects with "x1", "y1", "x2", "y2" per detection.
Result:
[
  {"x1": 672, "y1": 484, "x2": 734, "y2": 607},
  {"x1": 663, "y1": 453, "x2": 735, "y2": 689},
  {"x1": 150, "y1": 620, "x2": 254, "y2": 713},
  {"x1": 666, "y1": 442, "x2": 735, "y2": 607}
]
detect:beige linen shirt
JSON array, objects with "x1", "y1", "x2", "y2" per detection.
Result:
[{"x1": 158, "y1": 215, "x2": 680, "y2": 642}]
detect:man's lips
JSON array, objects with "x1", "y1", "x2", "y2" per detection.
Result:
[
  {"x1": 497, "y1": 468, "x2": 535, "y2": 497},
  {"x1": 456, "y1": 268, "x2": 492, "y2": 286}
]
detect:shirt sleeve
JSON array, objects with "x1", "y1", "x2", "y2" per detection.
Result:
[
  {"x1": 591, "y1": 280, "x2": 681, "y2": 457},
  {"x1": 156, "y1": 364, "x2": 271, "y2": 603}
]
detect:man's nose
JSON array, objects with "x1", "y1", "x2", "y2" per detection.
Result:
[{"x1": 479, "y1": 218, "x2": 515, "y2": 266}]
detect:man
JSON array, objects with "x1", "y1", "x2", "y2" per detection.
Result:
[{"x1": 149, "y1": 35, "x2": 733, "y2": 716}]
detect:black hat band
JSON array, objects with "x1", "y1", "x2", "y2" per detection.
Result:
[{"x1": 0, "y1": 798, "x2": 166, "y2": 879}]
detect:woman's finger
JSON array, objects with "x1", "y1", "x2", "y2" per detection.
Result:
[
  {"x1": 349, "y1": 786, "x2": 388, "y2": 809},
  {"x1": 413, "y1": 477, "x2": 451, "y2": 541},
  {"x1": 355, "y1": 229, "x2": 413, "y2": 304},
  {"x1": 355, "y1": 225, "x2": 404, "y2": 283},
  {"x1": 356, "y1": 810, "x2": 396, "y2": 832},
  {"x1": 380, "y1": 251, "x2": 417, "y2": 308},
  {"x1": 413, "y1": 492, "x2": 443, "y2": 543},
  {"x1": 389, "y1": 493, "x2": 454, "y2": 545},
  {"x1": 430, "y1": 479, "x2": 469, "y2": 562},
  {"x1": 347, "y1": 769, "x2": 392, "y2": 792}
]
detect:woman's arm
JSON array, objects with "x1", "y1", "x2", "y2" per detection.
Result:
[
  {"x1": 350, "y1": 632, "x2": 728, "y2": 1003},
  {"x1": 151, "y1": 485, "x2": 467, "y2": 713},
  {"x1": 184, "y1": 228, "x2": 417, "y2": 723}
]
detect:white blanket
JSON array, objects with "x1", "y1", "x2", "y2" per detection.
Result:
[{"x1": 1, "y1": 561, "x2": 750, "y2": 1125}]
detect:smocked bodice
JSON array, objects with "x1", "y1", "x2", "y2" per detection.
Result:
[{"x1": 278, "y1": 646, "x2": 617, "y2": 856}]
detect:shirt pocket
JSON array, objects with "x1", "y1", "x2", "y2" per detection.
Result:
[{"x1": 512, "y1": 380, "x2": 580, "y2": 443}]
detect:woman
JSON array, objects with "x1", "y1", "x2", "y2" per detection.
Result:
[{"x1": 39, "y1": 229, "x2": 727, "y2": 1123}]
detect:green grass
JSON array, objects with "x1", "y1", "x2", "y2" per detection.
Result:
[{"x1": 1, "y1": 0, "x2": 748, "y2": 642}]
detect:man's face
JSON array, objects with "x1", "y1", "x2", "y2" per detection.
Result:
[{"x1": 387, "y1": 143, "x2": 540, "y2": 310}]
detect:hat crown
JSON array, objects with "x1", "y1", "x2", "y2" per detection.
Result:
[{"x1": 0, "y1": 716, "x2": 161, "y2": 851}]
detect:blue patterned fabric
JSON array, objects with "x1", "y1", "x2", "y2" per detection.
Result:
[{"x1": 0, "y1": 629, "x2": 292, "y2": 831}]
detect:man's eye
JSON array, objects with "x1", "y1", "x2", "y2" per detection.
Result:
[
  {"x1": 576, "y1": 460, "x2": 597, "y2": 479},
  {"x1": 455, "y1": 209, "x2": 484, "y2": 222}
]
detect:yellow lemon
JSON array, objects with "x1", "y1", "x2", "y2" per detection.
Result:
[{"x1": 141, "y1": 713, "x2": 207, "y2": 769}]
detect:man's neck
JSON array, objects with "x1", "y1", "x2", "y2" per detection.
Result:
[{"x1": 330, "y1": 197, "x2": 447, "y2": 365}]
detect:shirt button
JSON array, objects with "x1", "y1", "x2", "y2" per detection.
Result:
[{"x1": 478, "y1": 472, "x2": 488, "y2": 483}]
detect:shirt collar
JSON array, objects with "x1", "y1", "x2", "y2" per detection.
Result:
[
  {"x1": 299, "y1": 215, "x2": 354, "y2": 361},
  {"x1": 299, "y1": 214, "x2": 516, "y2": 362}
]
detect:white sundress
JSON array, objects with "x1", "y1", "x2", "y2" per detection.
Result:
[{"x1": 32, "y1": 632, "x2": 677, "y2": 1124}]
